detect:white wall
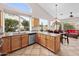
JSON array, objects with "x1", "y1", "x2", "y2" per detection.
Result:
[{"x1": 28, "y1": 3, "x2": 52, "y2": 20}]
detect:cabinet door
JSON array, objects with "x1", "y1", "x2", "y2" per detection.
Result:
[
  {"x1": 46, "y1": 36, "x2": 55, "y2": 52},
  {"x1": 1, "y1": 37, "x2": 11, "y2": 54},
  {"x1": 41, "y1": 34, "x2": 46, "y2": 47},
  {"x1": 32, "y1": 18, "x2": 39, "y2": 27},
  {"x1": 54, "y1": 36, "x2": 60, "y2": 52},
  {"x1": 35, "y1": 34, "x2": 38, "y2": 43},
  {"x1": 50, "y1": 36, "x2": 55, "y2": 52},
  {"x1": 36, "y1": 34, "x2": 41, "y2": 44},
  {"x1": 36, "y1": 34, "x2": 38, "y2": 42},
  {"x1": 11, "y1": 35, "x2": 21, "y2": 51},
  {"x1": 46, "y1": 36, "x2": 51, "y2": 49},
  {"x1": 21, "y1": 34, "x2": 28, "y2": 47}
]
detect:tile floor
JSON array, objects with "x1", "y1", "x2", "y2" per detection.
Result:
[{"x1": 7, "y1": 37, "x2": 79, "y2": 56}]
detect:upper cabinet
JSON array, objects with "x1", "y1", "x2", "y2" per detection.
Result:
[
  {"x1": 32, "y1": 18, "x2": 39, "y2": 27},
  {"x1": 32, "y1": 17, "x2": 39, "y2": 31}
]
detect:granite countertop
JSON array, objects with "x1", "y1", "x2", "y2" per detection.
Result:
[
  {"x1": 0, "y1": 31, "x2": 36, "y2": 38},
  {"x1": 0, "y1": 31, "x2": 60, "y2": 38},
  {"x1": 37, "y1": 31, "x2": 60, "y2": 37}
]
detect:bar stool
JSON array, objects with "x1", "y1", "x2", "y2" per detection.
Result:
[
  {"x1": 63, "y1": 34, "x2": 69, "y2": 44},
  {"x1": 60, "y1": 33, "x2": 69, "y2": 44}
]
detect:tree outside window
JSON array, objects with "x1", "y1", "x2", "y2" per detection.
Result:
[
  {"x1": 5, "y1": 18, "x2": 19, "y2": 32},
  {"x1": 21, "y1": 20, "x2": 29, "y2": 31},
  {"x1": 63, "y1": 23, "x2": 75, "y2": 31}
]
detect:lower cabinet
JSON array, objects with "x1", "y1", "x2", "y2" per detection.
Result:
[
  {"x1": 21, "y1": 34, "x2": 28, "y2": 47},
  {"x1": 0, "y1": 34, "x2": 29, "y2": 54},
  {"x1": 36, "y1": 33, "x2": 60, "y2": 53},
  {"x1": 0, "y1": 33, "x2": 60, "y2": 54},
  {"x1": 54, "y1": 36, "x2": 60, "y2": 52},
  {"x1": 36, "y1": 34, "x2": 41, "y2": 44},
  {"x1": 40, "y1": 34, "x2": 46, "y2": 47},
  {"x1": 36, "y1": 34, "x2": 46, "y2": 47},
  {"x1": 46, "y1": 35, "x2": 51, "y2": 49},
  {"x1": 46, "y1": 36, "x2": 55, "y2": 52},
  {"x1": 11, "y1": 35, "x2": 21, "y2": 51},
  {"x1": 0, "y1": 37, "x2": 11, "y2": 54}
]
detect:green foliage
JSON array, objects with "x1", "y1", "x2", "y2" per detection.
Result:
[
  {"x1": 21, "y1": 20, "x2": 29, "y2": 31},
  {"x1": 5, "y1": 18, "x2": 19, "y2": 32},
  {"x1": 63, "y1": 23, "x2": 75, "y2": 31}
]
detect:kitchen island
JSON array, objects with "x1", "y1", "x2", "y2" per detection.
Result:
[
  {"x1": 36, "y1": 32, "x2": 61, "y2": 53},
  {"x1": 0, "y1": 31, "x2": 61, "y2": 55}
]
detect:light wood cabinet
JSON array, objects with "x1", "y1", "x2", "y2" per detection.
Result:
[
  {"x1": 36, "y1": 34, "x2": 41, "y2": 44},
  {"x1": 36, "y1": 33, "x2": 60, "y2": 53},
  {"x1": 11, "y1": 35, "x2": 21, "y2": 51},
  {"x1": 46, "y1": 35, "x2": 60, "y2": 53},
  {"x1": 32, "y1": 18, "x2": 39, "y2": 27},
  {"x1": 21, "y1": 34, "x2": 28, "y2": 48},
  {"x1": 0, "y1": 34, "x2": 29, "y2": 54},
  {"x1": 40, "y1": 34, "x2": 46, "y2": 47},
  {"x1": 54, "y1": 36, "x2": 60, "y2": 52},
  {"x1": 51, "y1": 37, "x2": 55, "y2": 52},
  {"x1": 0, "y1": 33, "x2": 60, "y2": 54},
  {"x1": 36, "y1": 34, "x2": 39, "y2": 43},
  {"x1": 0, "y1": 37, "x2": 11, "y2": 54},
  {"x1": 46, "y1": 35, "x2": 51, "y2": 49}
]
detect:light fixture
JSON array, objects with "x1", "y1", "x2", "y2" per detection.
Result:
[
  {"x1": 70, "y1": 12, "x2": 74, "y2": 17},
  {"x1": 55, "y1": 4, "x2": 60, "y2": 22},
  {"x1": 53, "y1": 4, "x2": 61, "y2": 30},
  {"x1": 55, "y1": 4, "x2": 58, "y2": 19}
]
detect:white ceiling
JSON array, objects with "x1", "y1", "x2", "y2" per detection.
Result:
[
  {"x1": 37, "y1": 3, "x2": 79, "y2": 19},
  {"x1": 1, "y1": 3, "x2": 79, "y2": 20}
]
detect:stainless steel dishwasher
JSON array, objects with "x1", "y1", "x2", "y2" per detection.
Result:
[{"x1": 29, "y1": 33, "x2": 36, "y2": 45}]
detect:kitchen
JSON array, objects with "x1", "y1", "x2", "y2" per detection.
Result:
[
  {"x1": 0, "y1": 30, "x2": 60, "y2": 56},
  {"x1": 1, "y1": 3, "x2": 79, "y2": 56}
]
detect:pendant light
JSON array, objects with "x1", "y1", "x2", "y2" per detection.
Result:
[
  {"x1": 70, "y1": 12, "x2": 74, "y2": 17},
  {"x1": 55, "y1": 4, "x2": 59, "y2": 30},
  {"x1": 56, "y1": 4, "x2": 58, "y2": 19}
]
